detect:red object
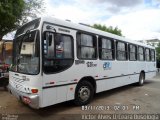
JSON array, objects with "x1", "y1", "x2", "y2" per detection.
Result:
[
  {"x1": 23, "y1": 96, "x2": 31, "y2": 104},
  {"x1": 0, "y1": 64, "x2": 9, "y2": 71},
  {"x1": 4, "y1": 64, "x2": 9, "y2": 68},
  {"x1": 70, "y1": 87, "x2": 73, "y2": 91},
  {"x1": 95, "y1": 75, "x2": 98, "y2": 78},
  {"x1": 50, "y1": 82, "x2": 55, "y2": 84},
  {"x1": 31, "y1": 89, "x2": 38, "y2": 93}
]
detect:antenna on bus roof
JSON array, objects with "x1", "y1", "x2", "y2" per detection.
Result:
[{"x1": 79, "y1": 23, "x2": 91, "y2": 27}]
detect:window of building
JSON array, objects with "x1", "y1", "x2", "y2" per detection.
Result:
[
  {"x1": 145, "y1": 48, "x2": 150, "y2": 61},
  {"x1": 116, "y1": 41, "x2": 127, "y2": 60},
  {"x1": 99, "y1": 37, "x2": 114, "y2": 60},
  {"x1": 77, "y1": 33, "x2": 97, "y2": 59},
  {"x1": 129, "y1": 44, "x2": 137, "y2": 61},
  {"x1": 138, "y1": 46, "x2": 144, "y2": 61}
]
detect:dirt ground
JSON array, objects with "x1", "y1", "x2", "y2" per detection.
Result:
[{"x1": 0, "y1": 73, "x2": 160, "y2": 120}]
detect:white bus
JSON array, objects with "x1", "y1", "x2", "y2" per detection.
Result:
[{"x1": 9, "y1": 17, "x2": 156, "y2": 109}]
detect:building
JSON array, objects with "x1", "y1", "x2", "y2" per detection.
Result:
[
  {"x1": 138, "y1": 39, "x2": 160, "y2": 47},
  {"x1": 0, "y1": 40, "x2": 13, "y2": 64}
]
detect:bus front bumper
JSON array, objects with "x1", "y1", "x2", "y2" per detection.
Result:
[{"x1": 8, "y1": 84, "x2": 39, "y2": 109}]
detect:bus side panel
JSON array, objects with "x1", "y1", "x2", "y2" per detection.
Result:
[
  {"x1": 128, "y1": 61, "x2": 140, "y2": 83},
  {"x1": 129, "y1": 74, "x2": 139, "y2": 83},
  {"x1": 137, "y1": 62, "x2": 146, "y2": 73},
  {"x1": 96, "y1": 61, "x2": 132, "y2": 93},
  {"x1": 98, "y1": 61, "x2": 129, "y2": 79},
  {"x1": 96, "y1": 75, "x2": 137, "y2": 93},
  {"x1": 42, "y1": 85, "x2": 71, "y2": 107},
  {"x1": 96, "y1": 80, "x2": 107, "y2": 93},
  {"x1": 57, "y1": 86, "x2": 68, "y2": 103},
  {"x1": 66, "y1": 84, "x2": 77, "y2": 101},
  {"x1": 145, "y1": 71, "x2": 156, "y2": 80},
  {"x1": 42, "y1": 88, "x2": 57, "y2": 107},
  {"x1": 145, "y1": 61, "x2": 156, "y2": 80}
]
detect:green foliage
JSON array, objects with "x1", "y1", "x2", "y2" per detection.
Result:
[
  {"x1": 93, "y1": 24, "x2": 123, "y2": 36},
  {"x1": 21, "y1": 0, "x2": 45, "y2": 25},
  {"x1": 156, "y1": 42, "x2": 160, "y2": 60},
  {"x1": 0, "y1": 0, "x2": 25, "y2": 40},
  {"x1": 0, "y1": 0, "x2": 45, "y2": 40}
]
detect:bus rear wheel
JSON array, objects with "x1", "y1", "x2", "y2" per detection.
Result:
[
  {"x1": 138, "y1": 73, "x2": 145, "y2": 86},
  {"x1": 74, "y1": 81, "x2": 94, "y2": 106}
]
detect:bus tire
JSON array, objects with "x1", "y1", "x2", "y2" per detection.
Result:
[
  {"x1": 74, "y1": 81, "x2": 94, "y2": 106},
  {"x1": 138, "y1": 73, "x2": 145, "y2": 86}
]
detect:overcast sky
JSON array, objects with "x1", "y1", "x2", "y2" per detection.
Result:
[
  {"x1": 42, "y1": 0, "x2": 160, "y2": 41},
  {"x1": 3, "y1": 0, "x2": 160, "y2": 41}
]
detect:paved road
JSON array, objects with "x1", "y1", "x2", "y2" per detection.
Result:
[{"x1": 0, "y1": 73, "x2": 160, "y2": 120}]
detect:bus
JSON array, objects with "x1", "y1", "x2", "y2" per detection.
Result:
[{"x1": 9, "y1": 17, "x2": 156, "y2": 109}]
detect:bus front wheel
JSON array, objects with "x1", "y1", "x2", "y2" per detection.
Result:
[{"x1": 74, "y1": 81, "x2": 94, "y2": 106}]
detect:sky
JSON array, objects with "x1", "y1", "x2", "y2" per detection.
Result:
[
  {"x1": 3, "y1": 0, "x2": 160, "y2": 41},
  {"x1": 42, "y1": 0, "x2": 160, "y2": 41}
]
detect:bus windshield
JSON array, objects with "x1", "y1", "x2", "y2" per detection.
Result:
[
  {"x1": 15, "y1": 18, "x2": 40, "y2": 37},
  {"x1": 11, "y1": 30, "x2": 40, "y2": 75}
]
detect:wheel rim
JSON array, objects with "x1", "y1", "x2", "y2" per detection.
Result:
[{"x1": 78, "y1": 86, "x2": 90, "y2": 102}]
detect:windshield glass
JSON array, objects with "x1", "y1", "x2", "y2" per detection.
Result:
[
  {"x1": 15, "y1": 18, "x2": 40, "y2": 37},
  {"x1": 11, "y1": 30, "x2": 40, "y2": 75}
]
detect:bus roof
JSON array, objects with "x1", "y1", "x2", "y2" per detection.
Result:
[{"x1": 42, "y1": 17, "x2": 155, "y2": 49}]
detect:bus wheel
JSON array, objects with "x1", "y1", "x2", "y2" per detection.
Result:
[
  {"x1": 74, "y1": 81, "x2": 94, "y2": 106},
  {"x1": 138, "y1": 73, "x2": 145, "y2": 86}
]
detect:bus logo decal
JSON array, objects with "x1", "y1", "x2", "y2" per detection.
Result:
[{"x1": 103, "y1": 62, "x2": 112, "y2": 70}]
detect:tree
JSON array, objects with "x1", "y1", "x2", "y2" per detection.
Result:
[
  {"x1": 93, "y1": 24, "x2": 123, "y2": 36},
  {"x1": 0, "y1": 0, "x2": 25, "y2": 40},
  {"x1": 21, "y1": 0, "x2": 45, "y2": 25},
  {"x1": 0, "y1": 0, "x2": 45, "y2": 40},
  {"x1": 156, "y1": 42, "x2": 160, "y2": 61}
]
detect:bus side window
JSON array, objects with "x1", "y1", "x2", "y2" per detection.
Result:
[
  {"x1": 99, "y1": 37, "x2": 114, "y2": 60},
  {"x1": 77, "y1": 33, "x2": 97, "y2": 59},
  {"x1": 138, "y1": 46, "x2": 144, "y2": 61},
  {"x1": 55, "y1": 34, "x2": 73, "y2": 59},
  {"x1": 116, "y1": 41, "x2": 127, "y2": 60},
  {"x1": 145, "y1": 48, "x2": 150, "y2": 61},
  {"x1": 129, "y1": 44, "x2": 137, "y2": 61},
  {"x1": 151, "y1": 49, "x2": 155, "y2": 62}
]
